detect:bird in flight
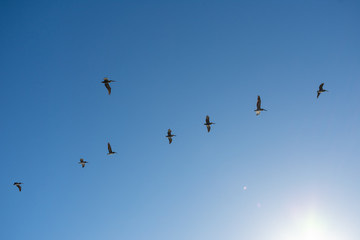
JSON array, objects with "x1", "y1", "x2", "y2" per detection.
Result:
[
  {"x1": 13, "y1": 182, "x2": 23, "y2": 192},
  {"x1": 166, "y1": 129, "x2": 176, "y2": 144},
  {"x1": 317, "y1": 83, "x2": 328, "y2": 98},
  {"x1": 102, "y1": 77, "x2": 116, "y2": 95},
  {"x1": 255, "y1": 96, "x2": 267, "y2": 116},
  {"x1": 204, "y1": 115, "x2": 215, "y2": 132},
  {"x1": 107, "y1": 142, "x2": 116, "y2": 155},
  {"x1": 78, "y1": 158, "x2": 88, "y2": 168}
]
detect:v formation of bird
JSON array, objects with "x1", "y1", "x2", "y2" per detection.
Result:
[{"x1": 13, "y1": 80, "x2": 328, "y2": 191}]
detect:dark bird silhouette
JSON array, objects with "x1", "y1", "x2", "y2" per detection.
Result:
[
  {"x1": 101, "y1": 77, "x2": 116, "y2": 95},
  {"x1": 166, "y1": 129, "x2": 176, "y2": 144},
  {"x1": 107, "y1": 142, "x2": 116, "y2": 155},
  {"x1": 204, "y1": 115, "x2": 215, "y2": 132},
  {"x1": 13, "y1": 182, "x2": 22, "y2": 192},
  {"x1": 317, "y1": 83, "x2": 328, "y2": 98},
  {"x1": 255, "y1": 96, "x2": 267, "y2": 116},
  {"x1": 78, "y1": 158, "x2": 88, "y2": 168}
]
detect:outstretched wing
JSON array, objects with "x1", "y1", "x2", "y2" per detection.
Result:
[
  {"x1": 257, "y1": 96, "x2": 261, "y2": 109},
  {"x1": 80, "y1": 158, "x2": 84, "y2": 163},
  {"x1": 105, "y1": 83, "x2": 111, "y2": 95},
  {"x1": 206, "y1": 115, "x2": 210, "y2": 124},
  {"x1": 168, "y1": 129, "x2": 172, "y2": 136},
  {"x1": 17, "y1": 185, "x2": 21, "y2": 192},
  {"x1": 108, "y1": 143, "x2": 112, "y2": 153},
  {"x1": 168, "y1": 137, "x2": 172, "y2": 144},
  {"x1": 82, "y1": 163, "x2": 85, "y2": 168},
  {"x1": 319, "y1": 83, "x2": 324, "y2": 91},
  {"x1": 207, "y1": 125, "x2": 211, "y2": 132},
  {"x1": 317, "y1": 92, "x2": 321, "y2": 98}
]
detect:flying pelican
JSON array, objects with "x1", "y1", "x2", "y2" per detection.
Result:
[
  {"x1": 255, "y1": 96, "x2": 267, "y2": 116},
  {"x1": 204, "y1": 115, "x2": 215, "y2": 132},
  {"x1": 13, "y1": 182, "x2": 23, "y2": 192},
  {"x1": 78, "y1": 158, "x2": 88, "y2": 168},
  {"x1": 107, "y1": 142, "x2": 116, "y2": 155},
  {"x1": 101, "y1": 77, "x2": 116, "y2": 95},
  {"x1": 317, "y1": 83, "x2": 328, "y2": 98},
  {"x1": 166, "y1": 129, "x2": 176, "y2": 144}
]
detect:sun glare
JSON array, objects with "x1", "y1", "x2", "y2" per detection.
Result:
[{"x1": 274, "y1": 207, "x2": 350, "y2": 240}]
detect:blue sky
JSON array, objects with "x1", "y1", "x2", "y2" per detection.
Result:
[{"x1": 0, "y1": 0, "x2": 360, "y2": 239}]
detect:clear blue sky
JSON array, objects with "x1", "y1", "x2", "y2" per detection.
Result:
[{"x1": 1, "y1": 0, "x2": 359, "y2": 239}]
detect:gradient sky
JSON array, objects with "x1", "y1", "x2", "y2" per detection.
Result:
[{"x1": 1, "y1": 0, "x2": 360, "y2": 239}]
